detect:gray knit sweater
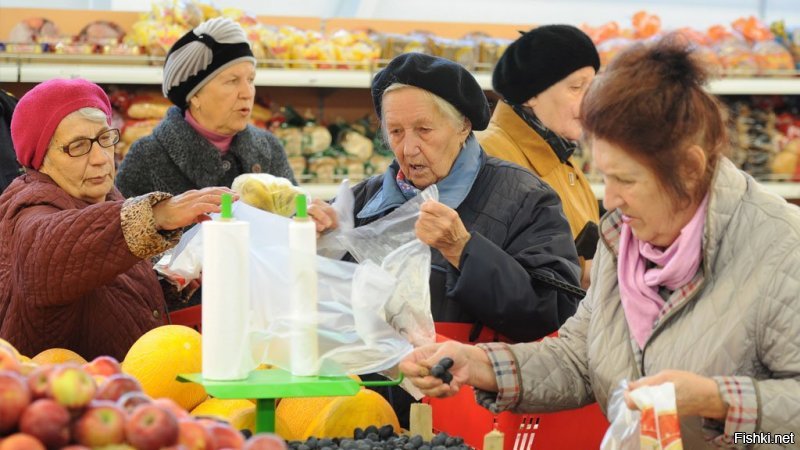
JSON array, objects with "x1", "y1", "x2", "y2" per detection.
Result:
[{"x1": 116, "y1": 106, "x2": 296, "y2": 198}]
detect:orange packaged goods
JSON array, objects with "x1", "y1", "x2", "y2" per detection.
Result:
[
  {"x1": 632, "y1": 11, "x2": 661, "y2": 39},
  {"x1": 630, "y1": 383, "x2": 683, "y2": 450},
  {"x1": 597, "y1": 37, "x2": 634, "y2": 67},
  {"x1": 715, "y1": 36, "x2": 759, "y2": 76},
  {"x1": 753, "y1": 40, "x2": 796, "y2": 75}
]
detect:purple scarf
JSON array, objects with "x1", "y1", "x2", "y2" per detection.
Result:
[{"x1": 618, "y1": 194, "x2": 709, "y2": 348}]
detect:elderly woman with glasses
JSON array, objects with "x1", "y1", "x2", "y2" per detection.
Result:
[{"x1": 0, "y1": 78, "x2": 232, "y2": 361}]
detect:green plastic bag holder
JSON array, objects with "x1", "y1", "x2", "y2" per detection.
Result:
[{"x1": 178, "y1": 369, "x2": 403, "y2": 434}]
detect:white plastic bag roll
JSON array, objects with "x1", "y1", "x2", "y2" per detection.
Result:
[
  {"x1": 289, "y1": 194, "x2": 319, "y2": 376},
  {"x1": 202, "y1": 195, "x2": 251, "y2": 380}
]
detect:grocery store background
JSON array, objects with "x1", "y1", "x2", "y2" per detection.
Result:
[{"x1": 3, "y1": 0, "x2": 799, "y2": 29}]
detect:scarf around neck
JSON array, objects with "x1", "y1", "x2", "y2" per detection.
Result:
[
  {"x1": 508, "y1": 101, "x2": 576, "y2": 164},
  {"x1": 185, "y1": 109, "x2": 234, "y2": 154},
  {"x1": 617, "y1": 193, "x2": 709, "y2": 348}
]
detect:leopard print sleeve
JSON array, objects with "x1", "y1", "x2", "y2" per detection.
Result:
[{"x1": 120, "y1": 192, "x2": 182, "y2": 260}]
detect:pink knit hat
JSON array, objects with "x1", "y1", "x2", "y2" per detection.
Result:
[{"x1": 11, "y1": 78, "x2": 112, "y2": 170}]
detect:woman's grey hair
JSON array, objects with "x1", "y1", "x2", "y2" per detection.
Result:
[
  {"x1": 72, "y1": 107, "x2": 109, "y2": 123},
  {"x1": 380, "y1": 83, "x2": 468, "y2": 137}
]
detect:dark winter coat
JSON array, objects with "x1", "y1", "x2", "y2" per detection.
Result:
[{"x1": 116, "y1": 106, "x2": 295, "y2": 198}]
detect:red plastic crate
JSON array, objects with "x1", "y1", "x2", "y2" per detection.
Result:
[
  {"x1": 167, "y1": 304, "x2": 202, "y2": 333},
  {"x1": 426, "y1": 330, "x2": 608, "y2": 450}
]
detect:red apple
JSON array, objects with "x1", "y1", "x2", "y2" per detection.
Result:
[
  {"x1": 207, "y1": 423, "x2": 245, "y2": 450},
  {"x1": 73, "y1": 401, "x2": 126, "y2": 447},
  {"x1": 83, "y1": 355, "x2": 122, "y2": 377},
  {"x1": 19, "y1": 398, "x2": 71, "y2": 449},
  {"x1": 125, "y1": 404, "x2": 180, "y2": 450},
  {"x1": 27, "y1": 365, "x2": 54, "y2": 399},
  {"x1": 117, "y1": 391, "x2": 152, "y2": 415},
  {"x1": 152, "y1": 397, "x2": 190, "y2": 419},
  {"x1": 0, "y1": 372, "x2": 31, "y2": 434},
  {"x1": 244, "y1": 433, "x2": 288, "y2": 450},
  {"x1": 178, "y1": 419, "x2": 214, "y2": 450},
  {"x1": 0, "y1": 433, "x2": 46, "y2": 450},
  {"x1": 96, "y1": 373, "x2": 142, "y2": 402},
  {"x1": 61, "y1": 446, "x2": 91, "y2": 450},
  {"x1": 0, "y1": 346, "x2": 20, "y2": 372},
  {"x1": 48, "y1": 365, "x2": 96, "y2": 408}
]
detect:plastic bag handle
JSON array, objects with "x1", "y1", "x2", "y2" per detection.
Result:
[{"x1": 358, "y1": 373, "x2": 404, "y2": 387}]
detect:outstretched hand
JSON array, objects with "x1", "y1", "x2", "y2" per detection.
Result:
[
  {"x1": 152, "y1": 187, "x2": 237, "y2": 231},
  {"x1": 624, "y1": 370, "x2": 728, "y2": 420},
  {"x1": 307, "y1": 198, "x2": 339, "y2": 237},
  {"x1": 400, "y1": 340, "x2": 498, "y2": 398}
]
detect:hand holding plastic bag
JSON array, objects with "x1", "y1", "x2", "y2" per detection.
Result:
[{"x1": 601, "y1": 380, "x2": 684, "y2": 450}]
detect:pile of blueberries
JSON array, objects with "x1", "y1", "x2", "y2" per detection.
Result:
[{"x1": 287, "y1": 426, "x2": 470, "y2": 450}]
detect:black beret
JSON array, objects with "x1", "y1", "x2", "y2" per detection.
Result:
[
  {"x1": 493, "y1": 25, "x2": 600, "y2": 104},
  {"x1": 372, "y1": 53, "x2": 491, "y2": 131}
]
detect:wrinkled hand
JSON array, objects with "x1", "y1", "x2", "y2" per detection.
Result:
[
  {"x1": 152, "y1": 187, "x2": 236, "y2": 231},
  {"x1": 307, "y1": 198, "x2": 338, "y2": 237},
  {"x1": 624, "y1": 370, "x2": 727, "y2": 420},
  {"x1": 415, "y1": 200, "x2": 471, "y2": 268},
  {"x1": 400, "y1": 341, "x2": 472, "y2": 398}
]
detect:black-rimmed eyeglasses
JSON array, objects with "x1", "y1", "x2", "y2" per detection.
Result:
[{"x1": 59, "y1": 128, "x2": 120, "y2": 157}]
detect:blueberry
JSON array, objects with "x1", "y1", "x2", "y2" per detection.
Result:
[
  {"x1": 355, "y1": 428, "x2": 366, "y2": 440},
  {"x1": 441, "y1": 371, "x2": 453, "y2": 384},
  {"x1": 438, "y1": 357, "x2": 454, "y2": 370},
  {"x1": 289, "y1": 441, "x2": 303, "y2": 449},
  {"x1": 298, "y1": 445, "x2": 311, "y2": 450},
  {"x1": 379, "y1": 424, "x2": 394, "y2": 440},
  {"x1": 365, "y1": 425, "x2": 379, "y2": 436},
  {"x1": 367, "y1": 433, "x2": 380, "y2": 442},
  {"x1": 419, "y1": 445, "x2": 431, "y2": 450},
  {"x1": 409, "y1": 435, "x2": 424, "y2": 448},
  {"x1": 430, "y1": 365, "x2": 445, "y2": 378},
  {"x1": 307, "y1": 437, "x2": 319, "y2": 449},
  {"x1": 403, "y1": 443, "x2": 416, "y2": 450},
  {"x1": 358, "y1": 443, "x2": 372, "y2": 450},
  {"x1": 397, "y1": 435, "x2": 410, "y2": 444},
  {"x1": 432, "y1": 446, "x2": 446, "y2": 450},
  {"x1": 321, "y1": 447, "x2": 333, "y2": 450},
  {"x1": 320, "y1": 439, "x2": 336, "y2": 448},
  {"x1": 431, "y1": 433, "x2": 448, "y2": 447},
  {"x1": 451, "y1": 438, "x2": 463, "y2": 446}
]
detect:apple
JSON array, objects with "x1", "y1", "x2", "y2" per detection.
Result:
[
  {"x1": 244, "y1": 433, "x2": 288, "y2": 450},
  {"x1": 48, "y1": 365, "x2": 96, "y2": 408},
  {"x1": 152, "y1": 397, "x2": 190, "y2": 420},
  {"x1": 96, "y1": 373, "x2": 142, "y2": 402},
  {"x1": 207, "y1": 423, "x2": 245, "y2": 450},
  {"x1": 0, "y1": 372, "x2": 31, "y2": 434},
  {"x1": 73, "y1": 401, "x2": 126, "y2": 447},
  {"x1": 117, "y1": 391, "x2": 152, "y2": 415},
  {"x1": 178, "y1": 419, "x2": 214, "y2": 450},
  {"x1": 0, "y1": 433, "x2": 46, "y2": 450},
  {"x1": 83, "y1": 355, "x2": 122, "y2": 377},
  {"x1": 19, "y1": 398, "x2": 71, "y2": 449},
  {"x1": 27, "y1": 365, "x2": 54, "y2": 399},
  {"x1": 125, "y1": 404, "x2": 180, "y2": 450},
  {"x1": 0, "y1": 346, "x2": 20, "y2": 372},
  {"x1": 61, "y1": 446, "x2": 91, "y2": 450}
]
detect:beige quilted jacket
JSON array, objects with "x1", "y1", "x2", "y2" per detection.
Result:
[{"x1": 498, "y1": 158, "x2": 800, "y2": 448}]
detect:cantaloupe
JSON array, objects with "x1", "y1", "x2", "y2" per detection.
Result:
[
  {"x1": 304, "y1": 389, "x2": 400, "y2": 439},
  {"x1": 121, "y1": 325, "x2": 207, "y2": 411},
  {"x1": 31, "y1": 347, "x2": 87, "y2": 365},
  {"x1": 191, "y1": 397, "x2": 256, "y2": 432}
]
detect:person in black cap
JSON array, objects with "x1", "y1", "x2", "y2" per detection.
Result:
[
  {"x1": 478, "y1": 25, "x2": 601, "y2": 289},
  {"x1": 310, "y1": 52, "x2": 580, "y2": 344},
  {"x1": 116, "y1": 17, "x2": 295, "y2": 200},
  {"x1": 309, "y1": 52, "x2": 580, "y2": 426}
]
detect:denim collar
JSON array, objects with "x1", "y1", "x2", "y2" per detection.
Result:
[{"x1": 357, "y1": 134, "x2": 484, "y2": 219}]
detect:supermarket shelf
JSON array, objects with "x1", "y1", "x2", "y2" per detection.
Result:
[
  {"x1": 0, "y1": 63, "x2": 17, "y2": 82},
  {"x1": 302, "y1": 181, "x2": 800, "y2": 201},
  {"x1": 3, "y1": 59, "x2": 799, "y2": 94},
  {"x1": 19, "y1": 64, "x2": 163, "y2": 84}
]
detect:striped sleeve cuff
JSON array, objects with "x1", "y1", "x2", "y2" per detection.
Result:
[
  {"x1": 473, "y1": 342, "x2": 522, "y2": 413},
  {"x1": 703, "y1": 376, "x2": 759, "y2": 447}
]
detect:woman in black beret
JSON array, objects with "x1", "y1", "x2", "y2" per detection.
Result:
[
  {"x1": 478, "y1": 25, "x2": 601, "y2": 290},
  {"x1": 310, "y1": 53, "x2": 581, "y2": 346}
]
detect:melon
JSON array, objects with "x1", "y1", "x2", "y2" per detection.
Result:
[{"x1": 121, "y1": 325, "x2": 207, "y2": 411}]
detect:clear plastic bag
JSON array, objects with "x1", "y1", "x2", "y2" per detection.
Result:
[
  {"x1": 601, "y1": 380, "x2": 684, "y2": 450},
  {"x1": 232, "y1": 173, "x2": 305, "y2": 217},
  {"x1": 160, "y1": 201, "x2": 426, "y2": 375},
  {"x1": 336, "y1": 185, "x2": 439, "y2": 348}
]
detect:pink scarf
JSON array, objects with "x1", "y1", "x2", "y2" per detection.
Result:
[
  {"x1": 184, "y1": 110, "x2": 234, "y2": 154},
  {"x1": 617, "y1": 194, "x2": 709, "y2": 348}
]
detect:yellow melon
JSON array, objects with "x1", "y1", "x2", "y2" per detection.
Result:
[
  {"x1": 121, "y1": 325, "x2": 207, "y2": 411},
  {"x1": 304, "y1": 389, "x2": 399, "y2": 439},
  {"x1": 31, "y1": 348, "x2": 87, "y2": 365},
  {"x1": 191, "y1": 397, "x2": 256, "y2": 432},
  {"x1": 0, "y1": 338, "x2": 21, "y2": 359},
  {"x1": 276, "y1": 396, "x2": 337, "y2": 440}
]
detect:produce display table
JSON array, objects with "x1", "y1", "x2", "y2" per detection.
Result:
[{"x1": 178, "y1": 369, "x2": 401, "y2": 433}]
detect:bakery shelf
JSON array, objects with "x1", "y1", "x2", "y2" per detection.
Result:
[{"x1": 2, "y1": 55, "x2": 798, "y2": 94}]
